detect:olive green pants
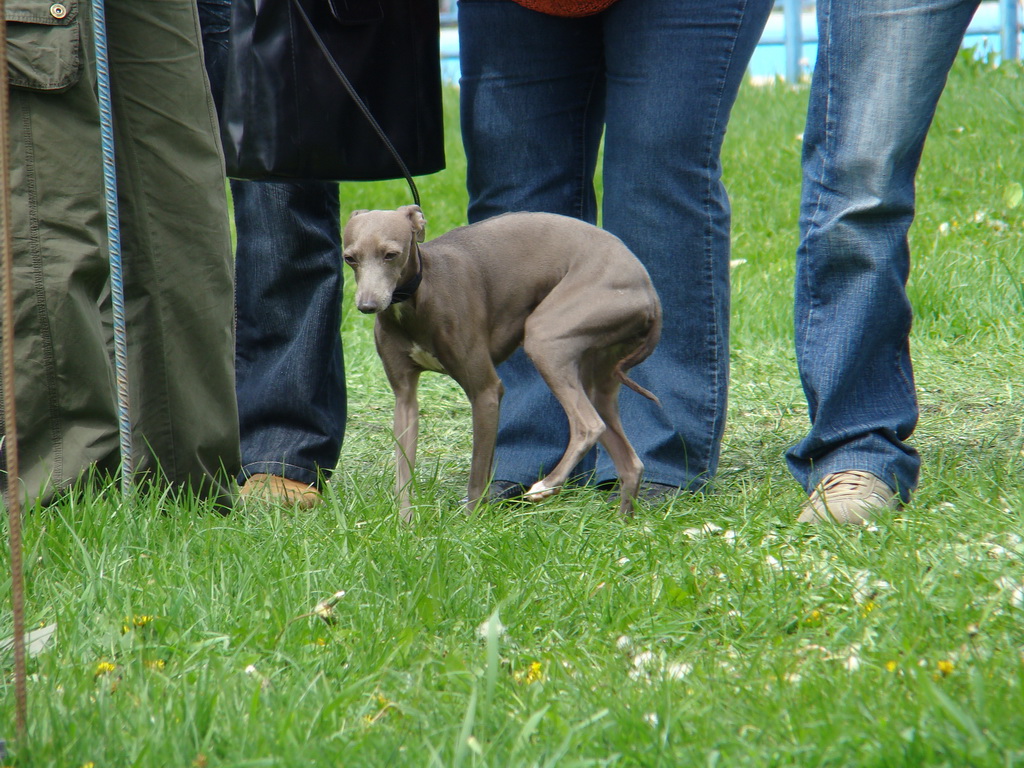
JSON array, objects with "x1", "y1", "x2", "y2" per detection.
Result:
[{"x1": 2, "y1": 0, "x2": 241, "y2": 504}]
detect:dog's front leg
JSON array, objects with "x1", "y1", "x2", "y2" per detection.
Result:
[
  {"x1": 462, "y1": 371, "x2": 504, "y2": 513},
  {"x1": 392, "y1": 371, "x2": 421, "y2": 523},
  {"x1": 377, "y1": 327, "x2": 423, "y2": 522}
]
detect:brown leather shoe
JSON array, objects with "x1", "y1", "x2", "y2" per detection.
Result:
[
  {"x1": 798, "y1": 470, "x2": 899, "y2": 525},
  {"x1": 239, "y1": 473, "x2": 322, "y2": 510}
]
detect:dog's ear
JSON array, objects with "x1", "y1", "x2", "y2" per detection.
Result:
[
  {"x1": 401, "y1": 204, "x2": 427, "y2": 243},
  {"x1": 348, "y1": 209, "x2": 369, "y2": 220}
]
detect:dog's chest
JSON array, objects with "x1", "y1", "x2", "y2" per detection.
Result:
[
  {"x1": 388, "y1": 304, "x2": 447, "y2": 373},
  {"x1": 410, "y1": 343, "x2": 446, "y2": 373}
]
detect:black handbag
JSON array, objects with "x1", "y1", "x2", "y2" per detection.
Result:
[{"x1": 220, "y1": 0, "x2": 446, "y2": 183}]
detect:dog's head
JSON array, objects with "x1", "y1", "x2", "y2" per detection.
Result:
[{"x1": 342, "y1": 205, "x2": 427, "y2": 313}]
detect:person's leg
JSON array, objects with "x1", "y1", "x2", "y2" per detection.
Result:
[
  {"x1": 196, "y1": 0, "x2": 231, "y2": 115},
  {"x1": 598, "y1": 0, "x2": 772, "y2": 491},
  {"x1": 788, "y1": 0, "x2": 979, "y2": 509},
  {"x1": 5, "y1": 3, "x2": 121, "y2": 502},
  {"x1": 108, "y1": 0, "x2": 242, "y2": 500},
  {"x1": 232, "y1": 180, "x2": 346, "y2": 491},
  {"x1": 459, "y1": 1, "x2": 606, "y2": 489},
  {"x1": 196, "y1": 0, "x2": 346, "y2": 498}
]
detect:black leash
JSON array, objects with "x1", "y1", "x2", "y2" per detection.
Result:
[{"x1": 289, "y1": 0, "x2": 421, "y2": 208}]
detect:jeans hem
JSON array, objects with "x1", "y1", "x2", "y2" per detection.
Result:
[{"x1": 240, "y1": 461, "x2": 323, "y2": 488}]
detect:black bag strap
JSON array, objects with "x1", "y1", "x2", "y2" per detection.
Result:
[{"x1": 289, "y1": 0, "x2": 421, "y2": 206}]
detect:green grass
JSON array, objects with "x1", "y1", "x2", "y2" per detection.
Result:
[{"x1": 3, "y1": 52, "x2": 1024, "y2": 767}]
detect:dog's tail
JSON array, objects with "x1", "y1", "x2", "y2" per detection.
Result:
[{"x1": 615, "y1": 306, "x2": 662, "y2": 406}]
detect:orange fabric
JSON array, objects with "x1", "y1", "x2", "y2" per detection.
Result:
[{"x1": 512, "y1": 0, "x2": 619, "y2": 17}]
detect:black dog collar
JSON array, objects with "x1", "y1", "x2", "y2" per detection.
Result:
[{"x1": 390, "y1": 244, "x2": 423, "y2": 305}]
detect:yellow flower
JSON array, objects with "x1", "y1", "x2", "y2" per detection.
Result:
[
  {"x1": 122, "y1": 614, "x2": 156, "y2": 634},
  {"x1": 937, "y1": 660, "x2": 955, "y2": 676},
  {"x1": 363, "y1": 693, "x2": 397, "y2": 726},
  {"x1": 861, "y1": 601, "x2": 878, "y2": 617},
  {"x1": 801, "y1": 609, "x2": 823, "y2": 626},
  {"x1": 95, "y1": 661, "x2": 117, "y2": 676},
  {"x1": 514, "y1": 661, "x2": 545, "y2": 684},
  {"x1": 885, "y1": 660, "x2": 898, "y2": 672},
  {"x1": 144, "y1": 659, "x2": 166, "y2": 670},
  {"x1": 81, "y1": 763, "x2": 96, "y2": 768}
]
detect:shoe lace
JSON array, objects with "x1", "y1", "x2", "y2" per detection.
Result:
[{"x1": 817, "y1": 471, "x2": 877, "y2": 500}]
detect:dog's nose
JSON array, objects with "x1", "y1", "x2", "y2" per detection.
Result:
[{"x1": 356, "y1": 296, "x2": 381, "y2": 313}]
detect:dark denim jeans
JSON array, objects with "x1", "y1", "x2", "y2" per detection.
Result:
[
  {"x1": 787, "y1": 0, "x2": 979, "y2": 501},
  {"x1": 459, "y1": 0, "x2": 772, "y2": 490},
  {"x1": 198, "y1": 0, "x2": 345, "y2": 488}
]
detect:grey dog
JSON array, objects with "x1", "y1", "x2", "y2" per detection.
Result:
[{"x1": 342, "y1": 205, "x2": 662, "y2": 522}]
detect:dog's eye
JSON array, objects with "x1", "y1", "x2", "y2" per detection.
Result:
[
  {"x1": 383, "y1": 251, "x2": 400, "y2": 261},
  {"x1": 343, "y1": 255, "x2": 357, "y2": 266}
]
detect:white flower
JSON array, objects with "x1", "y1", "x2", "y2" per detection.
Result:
[
  {"x1": 995, "y1": 576, "x2": 1024, "y2": 608},
  {"x1": 851, "y1": 570, "x2": 890, "y2": 604},
  {"x1": 476, "y1": 615, "x2": 507, "y2": 641},
  {"x1": 643, "y1": 712, "x2": 659, "y2": 727},
  {"x1": 665, "y1": 662, "x2": 693, "y2": 680},
  {"x1": 1012, "y1": 586, "x2": 1024, "y2": 609},
  {"x1": 616, "y1": 635, "x2": 634, "y2": 652},
  {"x1": 632, "y1": 651, "x2": 656, "y2": 669},
  {"x1": 683, "y1": 522, "x2": 723, "y2": 539}
]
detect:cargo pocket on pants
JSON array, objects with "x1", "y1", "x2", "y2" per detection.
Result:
[{"x1": 5, "y1": 0, "x2": 82, "y2": 91}]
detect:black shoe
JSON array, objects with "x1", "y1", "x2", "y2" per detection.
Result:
[{"x1": 460, "y1": 480, "x2": 528, "y2": 506}]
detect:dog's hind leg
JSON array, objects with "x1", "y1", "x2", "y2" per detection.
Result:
[
  {"x1": 522, "y1": 339, "x2": 606, "y2": 502},
  {"x1": 589, "y1": 375, "x2": 643, "y2": 516}
]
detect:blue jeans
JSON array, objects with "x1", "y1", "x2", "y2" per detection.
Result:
[
  {"x1": 198, "y1": 0, "x2": 346, "y2": 487},
  {"x1": 787, "y1": 0, "x2": 979, "y2": 501},
  {"x1": 459, "y1": 0, "x2": 772, "y2": 490}
]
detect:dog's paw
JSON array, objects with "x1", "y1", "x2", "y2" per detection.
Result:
[{"x1": 525, "y1": 481, "x2": 560, "y2": 502}]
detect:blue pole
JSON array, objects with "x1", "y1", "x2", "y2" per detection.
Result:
[
  {"x1": 784, "y1": 0, "x2": 803, "y2": 82},
  {"x1": 1001, "y1": 0, "x2": 1020, "y2": 61},
  {"x1": 92, "y1": 0, "x2": 134, "y2": 495}
]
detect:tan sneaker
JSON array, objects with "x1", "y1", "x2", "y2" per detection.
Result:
[
  {"x1": 798, "y1": 470, "x2": 899, "y2": 525},
  {"x1": 239, "y1": 473, "x2": 322, "y2": 510}
]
